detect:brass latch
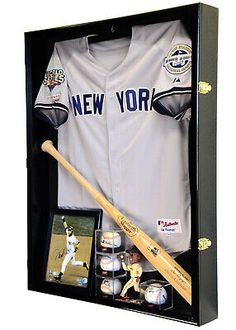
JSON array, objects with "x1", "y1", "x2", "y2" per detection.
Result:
[
  {"x1": 198, "y1": 237, "x2": 212, "y2": 251},
  {"x1": 198, "y1": 81, "x2": 212, "y2": 94}
]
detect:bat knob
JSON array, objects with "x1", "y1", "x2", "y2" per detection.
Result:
[{"x1": 41, "y1": 140, "x2": 53, "y2": 152}]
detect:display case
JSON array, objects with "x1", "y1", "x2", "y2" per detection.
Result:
[
  {"x1": 95, "y1": 229, "x2": 127, "y2": 299},
  {"x1": 25, "y1": 3, "x2": 218, "y2": 325}
]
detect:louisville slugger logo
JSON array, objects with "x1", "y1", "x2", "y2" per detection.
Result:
[{"x1": 118, "y1": 216, "x2": 138, "y2": 237}]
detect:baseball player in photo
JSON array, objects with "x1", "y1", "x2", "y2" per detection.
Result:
[
  {"x1": 35, "y1": 20, "x2": 192, "y2": 272},
  {"x1": 119, "y1": 246, "x2": 145, "y2": 298},
  {"x1": 53, "y1": 216, "x2": 88, "y2": 281}
]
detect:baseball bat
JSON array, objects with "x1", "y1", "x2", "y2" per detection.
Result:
[{"x1": 41, "y1": 140, "x2": 192, "y2": 304}]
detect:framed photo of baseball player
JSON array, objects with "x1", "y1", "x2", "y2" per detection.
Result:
[{"x1": 44, "y1": 209, "x2": 102, "y2": 290}]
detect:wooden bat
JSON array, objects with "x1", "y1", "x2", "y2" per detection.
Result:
[{"x1": 41, "y1": 140, "x2": 192, "y2": 304}]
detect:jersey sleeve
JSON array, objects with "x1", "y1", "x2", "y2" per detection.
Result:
[
  {"x1": 153, "y1": 21, "x2": 192, "y2": 120},
  {"x1": 74, "y1": 237, "x2": 80, "y2": 245},
  {"x1": 34, "y1": 44, "x2": 69, "y2": 128}
]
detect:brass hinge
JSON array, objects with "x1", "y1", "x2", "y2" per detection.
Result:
[
  {"x1": 198, "y1": 237, "x2": 212, "y2": 251},
  {"x1": 198, "y1": 81, "x2": 212, "y2": 94}
]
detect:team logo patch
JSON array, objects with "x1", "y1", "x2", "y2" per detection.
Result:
[
  {"x1": 43, "y1": 69, "x2": 65, "y2": 91},
  {"x1": 157, "y1": 219, "x2": 182, "y2": 234},
  {"x1": 164, "y1": 44, "x2": 191, "y2": 74}
]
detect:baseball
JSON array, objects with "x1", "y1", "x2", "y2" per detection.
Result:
[
  {"x1": 100, "y1": 255, "x2": 121, "y2": 272},
  {"x1": 100, "y1": 231, "x2": 121, "y2": 248},
  {"x1": 144, "y1": 283, "x2": 168, "y2": 305},
  {"x1": 100, "y1": 278, "x2": 122, "y2": 295}
]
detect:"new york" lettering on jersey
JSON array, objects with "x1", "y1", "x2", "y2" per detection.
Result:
[{"x1": 72, "y1": 88, "x2": 156, "y2": 116}]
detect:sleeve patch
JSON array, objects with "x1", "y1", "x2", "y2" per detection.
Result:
[
  {"x1": 43, "y1": 69, "x2": 65, "y2": 91},
  {"x1": 164, "y1": 44, "x2": 192, "y2": 74}
]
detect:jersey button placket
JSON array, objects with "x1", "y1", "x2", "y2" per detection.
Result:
[{"x1": 105, "y1": 74, "x2": 121, "y2": 208}]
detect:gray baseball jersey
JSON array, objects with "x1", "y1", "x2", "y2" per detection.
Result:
[{"x1": 35, "y1": 20, "x2": 192, "y2": 271}]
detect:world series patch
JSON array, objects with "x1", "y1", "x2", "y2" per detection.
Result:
[
  {"x1": 43, "y1": 69, "x2": 65, "y2": 91},
  {"x1": 164, "y1": 44, "x2": 192, "y2": 74}
]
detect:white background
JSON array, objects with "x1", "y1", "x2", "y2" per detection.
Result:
[{"x1": 0, "y1": 0, "x2": 235, "y2": 329}]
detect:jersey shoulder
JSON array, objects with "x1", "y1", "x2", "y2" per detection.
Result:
[
  {"x1": 134, "y1": 20, "x2": 191, "y2": 51},
  {"x1": 54, "y1": 37, "x2": 87, "y2": 63}
]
